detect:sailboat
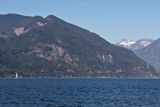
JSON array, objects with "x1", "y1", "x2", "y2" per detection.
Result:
[{"x1": 15, "y1": 72, "x2": 19, "y2": 79}]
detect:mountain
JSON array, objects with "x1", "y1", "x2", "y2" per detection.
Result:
[
  {"x1": 0, "y1": 14, "x2": 157, "y2": 77},
  {"x1": 135, "y1": 38, "x2": 160, "y2": 72},
  {"x1": 117, "y1": 39, "x2": 154, "y2": 51}
]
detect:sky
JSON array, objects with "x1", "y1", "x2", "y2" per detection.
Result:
[{"x1": 0, "y1": 0, "x2": 160, "y2": 43}]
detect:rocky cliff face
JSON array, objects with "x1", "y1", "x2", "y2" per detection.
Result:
[{"x1": 0, "y1": 14, "x2": 157, "y2": 77}]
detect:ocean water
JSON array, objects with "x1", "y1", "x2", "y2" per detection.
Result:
[{"x1": 0, "y1": 78, "x2": 160, "y2": 107}]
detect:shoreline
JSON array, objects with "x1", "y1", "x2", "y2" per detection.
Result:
[{"x1": 0, "y1": 76, "x2": 159, "y2": 79}]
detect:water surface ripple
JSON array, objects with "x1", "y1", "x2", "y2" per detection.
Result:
[{"x1": 0, "y1": 78, "x2": 160, "y2": 107}]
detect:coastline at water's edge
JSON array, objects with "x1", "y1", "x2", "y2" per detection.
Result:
[
  {"x1": 0, "y1": 76, "x2": 159, "y2": 80},
  {"x1": 0, "y1": 70, "x2": 159, "y2": 79}
]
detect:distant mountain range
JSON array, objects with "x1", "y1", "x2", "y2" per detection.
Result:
[
  {"x1": 117, "y1": 39, "x2": 154, "y2": 51},
  {"x1": 0, "y1": 14, "x2": 157, "y2": 77},
  {"x1": 117, "y1": 38, "x2": 160, "y2": 72},
  {"x1": 135, "y1": 38, "x2": 160, "y2": 72}
]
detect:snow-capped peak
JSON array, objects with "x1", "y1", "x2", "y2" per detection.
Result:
[
  {"x1": 137, "y1": 39, "x2": 153, "y2": 47},
  {"x1": 117, "y1": 39, "x2": 136, "y2": 48},
  {"x1": 117, "y1": 39, "x2": 154, "y2": 50}
]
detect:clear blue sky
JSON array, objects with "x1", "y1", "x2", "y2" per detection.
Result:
[{"x1": 0, "y1": 0, "x2": 160, "y2": 43}]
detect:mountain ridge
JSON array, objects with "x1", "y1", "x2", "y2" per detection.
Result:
[
  {"x1": 0, "y1": 13, "x2": 157, "y2": 77},
  {"x1": 135, "y1": 38, "x2": 160, "y2": 72}
]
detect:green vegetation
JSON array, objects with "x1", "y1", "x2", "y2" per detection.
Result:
[{"x1": 0, "y1": 14, "x2": 156, "y2": 77}]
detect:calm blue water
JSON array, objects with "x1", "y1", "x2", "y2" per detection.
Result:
[{"x1": 0, "y1": 78, "x2": 160, "y2": 107}]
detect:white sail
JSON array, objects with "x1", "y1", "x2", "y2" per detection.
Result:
[{"x1": 15, "y1": 72, "x2": 18, "y2": 79}]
